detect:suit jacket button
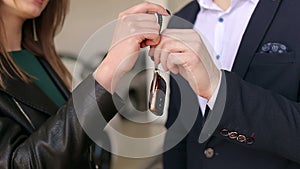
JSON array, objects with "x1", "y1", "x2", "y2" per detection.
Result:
[
  {"x1": 229, "y1": 131, "x2": 238, "y2": 139},
  {"x1": 204, "y1": 148, "x2": 215, "y2": 158},
  {"x1": 246, "y1": 137, "x2": 255, "y2": 145},
  {"x1": 220, "y1": 129, "x2": 229, "y2": 137},
  {"x1": 237, "y1": 135, "x2": 247, "y2": 143}
]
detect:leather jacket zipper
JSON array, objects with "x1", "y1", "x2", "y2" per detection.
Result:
[{"x1": 13, "y1": 98, "x2": 36, "y2": 130}]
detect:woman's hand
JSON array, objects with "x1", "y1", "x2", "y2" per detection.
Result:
[
  {"x1": 150, "y1": 29, "x2": 220, "y2": 99},
  {"x1": 93, "y1": 2, "x2": 169, "y2": 93}
]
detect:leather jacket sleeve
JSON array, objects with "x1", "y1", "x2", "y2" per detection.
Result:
[{"x1": 0, "y1": 75, "x2": 119, "y2": 169}]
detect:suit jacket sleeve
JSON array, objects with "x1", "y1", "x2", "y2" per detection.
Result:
[
  {"x1": 0, "y1": 74, "x2": 119, "y2": 169},
  {"x1": 200, "y1": 70, "x2": 300, "y2": 164}
]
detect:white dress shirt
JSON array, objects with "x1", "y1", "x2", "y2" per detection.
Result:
[{"x1": 194, "y1": 0, "x2": 259, "y2": 115}]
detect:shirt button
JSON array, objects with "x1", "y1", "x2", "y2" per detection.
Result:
[
  {"x1": 218, "y1": 17, "x2": 224, "y2": 23},
  {"x1": 204, "y1": 148, "x2": 215, "y2": 158}
]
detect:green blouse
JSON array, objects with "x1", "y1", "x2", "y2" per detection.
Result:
[{"x1": 10, "y1": 50, "x2": 66, "y2": 107}]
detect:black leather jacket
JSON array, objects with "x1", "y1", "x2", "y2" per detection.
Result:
[{"x1": 0, "y1": 58, "x2": 117, "y2": 169}]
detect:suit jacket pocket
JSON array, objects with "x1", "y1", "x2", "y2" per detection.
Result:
[{"x1": 252, "y1": 52, "x2": 295, "y2": 65}]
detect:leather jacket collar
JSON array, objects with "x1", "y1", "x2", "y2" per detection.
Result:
[{"x1": 0, "y1": 58, "x2": 70, "y2": 116}]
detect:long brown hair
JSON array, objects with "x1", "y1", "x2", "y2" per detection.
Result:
[{"x1": 0, "y1": 0, "x2": 71, "y2": 89}]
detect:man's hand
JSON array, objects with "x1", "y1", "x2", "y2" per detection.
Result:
[{"x1": 150, "y1": 29, "x2": 220, "y2": 99}]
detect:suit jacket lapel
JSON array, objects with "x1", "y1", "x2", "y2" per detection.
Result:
[
  {"x1": 169, "y1": 0, "x2": 200, "y2": 29},
  {"x1": 175, "y1": 0, "x2": 282, "y2": 78},
  {"x1": 174, "y1": 0, "x2": 200, "y2": 24},
  {"x1": 232, "y1": 0, "x2": 282, "y2": 77}
]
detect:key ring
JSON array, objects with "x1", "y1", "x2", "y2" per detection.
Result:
[{"x1": 148, "y1": 13, "x2": 167, "y2": 116}]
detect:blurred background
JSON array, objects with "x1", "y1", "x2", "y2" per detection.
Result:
[{"x1": 55, "y1": 0, "x2": 191, "y2": 169}]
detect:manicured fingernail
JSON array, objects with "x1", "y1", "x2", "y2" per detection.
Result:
[{"x1": 166, "y1": 9, "x2": 171, "y2": 15}]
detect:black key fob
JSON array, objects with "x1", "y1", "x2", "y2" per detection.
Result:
[
  {"x1": 149, "y1": 70, "x2": 166, "y2": 116},
  {"x1": 148, "y1": 13, "x2": 166, "y2": 116}
]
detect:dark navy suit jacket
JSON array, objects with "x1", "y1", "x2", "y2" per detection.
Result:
[{"x1": 163, "y1": 0, "x2": 300, "y2": 169}]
